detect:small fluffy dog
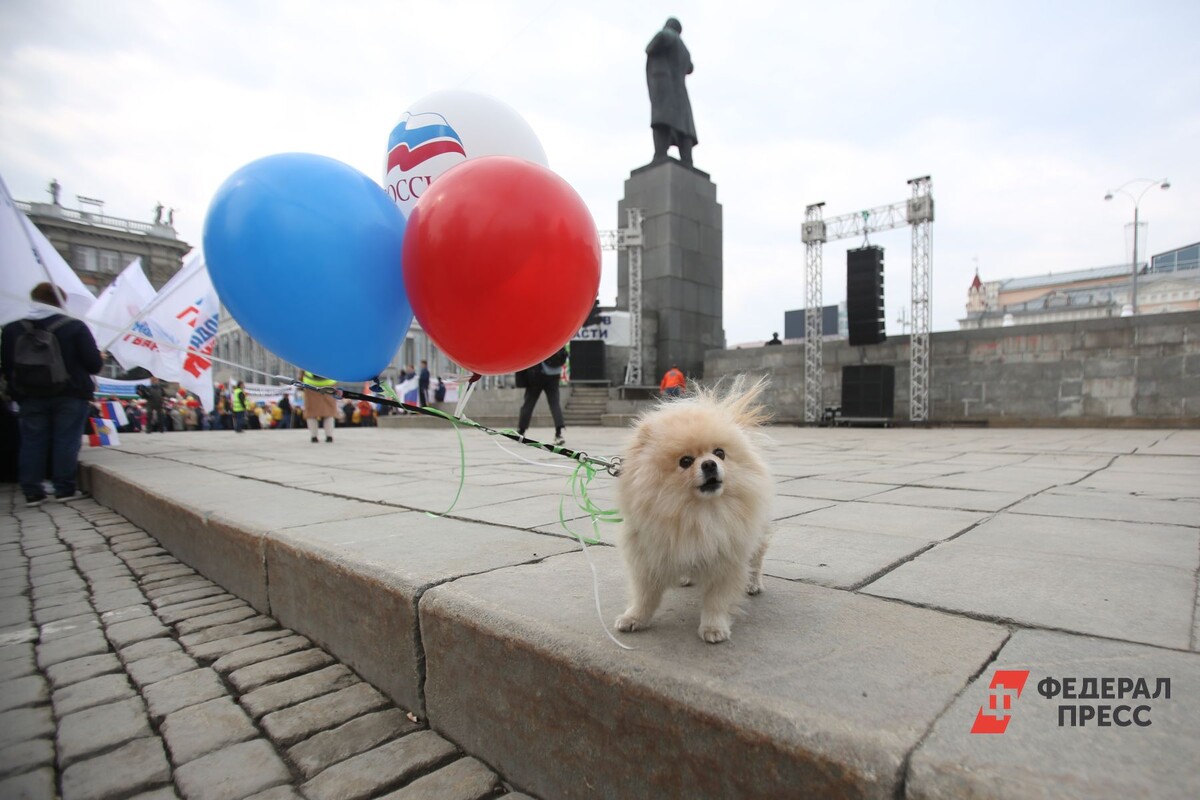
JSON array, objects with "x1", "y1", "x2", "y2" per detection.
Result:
[{"x1": 615, "y1": 376, "x2": 772, "y2": 643}]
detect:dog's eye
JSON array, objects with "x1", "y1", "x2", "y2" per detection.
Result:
[
  {"x1": 713, "y1": 448, "x2": 725, "y2": 460},
  {"x1": 678, "y1": 456, "x2": 694, "y2": 469}
]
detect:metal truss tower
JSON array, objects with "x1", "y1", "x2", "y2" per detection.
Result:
[
  {"x1": 599, "y1": 207, "x2": 645, "y2": 385},
  {"x1": 800, "y1": 177, "x2": 935, "y2": 423},
  {"x1": 907, "y1": 177, "x2": 933, "y2": 422},
  {"x1": 802, "y1": 203, "x2": 826, "y2": 424}
]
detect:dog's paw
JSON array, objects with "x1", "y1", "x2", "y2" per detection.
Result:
[
  {"x1": 615, "y1": 613, "x2": 646, "y2": 632},
  {"x1": 698, "y1": 623, "x2": 731, "y2": 643},
  {"x1": 678, "y1": 575, "x2": 693, "y2": 587},
  {"x1": 746, "y1": 578, "x2": 763, "y2": 596}
]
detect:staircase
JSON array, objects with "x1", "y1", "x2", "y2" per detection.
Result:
[{"x1": 563, "y1": 384, "x2": 609, "y2": 427}]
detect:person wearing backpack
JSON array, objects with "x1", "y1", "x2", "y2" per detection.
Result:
[
  {"x1": 1, "y1": 282, "x2": 103, "y2": 507},
  {"x1": 516, "y1": 346, "x2": 568, "y2": 447}
]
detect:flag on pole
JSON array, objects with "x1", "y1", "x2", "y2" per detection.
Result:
[
  {"x1": 83, "y1": 258, "x2": 187, "y2": 379},
  {"x1": 85, "y1": 258, "x2": 156, "y2": 346},
  {"x1": 394, "y1": 375, "x2": 419, "y2": 405},
  {"x1": 147, "y1": 253, "x2": 220, "y2": 413},
  {"x1": 88, "y1": 417, "x2": 120, "y2": 447},
  {"x1": 98, "y1": 401, "x2": 129, "y2": 428},
  {"x1": 0, "y1": 173, "x2": 96, "y2": 326}
]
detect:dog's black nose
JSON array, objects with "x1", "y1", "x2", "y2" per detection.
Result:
[{"x1": 701, "y1": 459, "x2": 717, "y2": 475}]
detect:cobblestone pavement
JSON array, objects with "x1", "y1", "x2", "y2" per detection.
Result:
[{"x1": 0, "y1": 489, "x2": 535, "y2": 800}]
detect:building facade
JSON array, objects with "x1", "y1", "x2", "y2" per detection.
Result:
[
  {"x1": 17, "y1": 194, "x2": 191, "y2": 293},
  {"x1": 959, "y1": 242, "x2": 1200, "y2": 329}
]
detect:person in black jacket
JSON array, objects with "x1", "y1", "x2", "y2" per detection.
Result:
[
  {"x1": 0, "y1": 283, "x2": 103, "y2": 506},
  {"x1": 517, "y1": 346, "x2": 568, "y2": 446}
]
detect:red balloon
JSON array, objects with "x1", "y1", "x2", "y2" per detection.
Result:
[{"x1": 402, "y1": 156, "x2": 601, "y2": 375}]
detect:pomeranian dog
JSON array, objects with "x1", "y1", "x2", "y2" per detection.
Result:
[{"x1": 615, "y1": 376, "x2": 773, "y2": 643}]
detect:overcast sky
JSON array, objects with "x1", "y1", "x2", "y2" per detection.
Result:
[{"x1": 2, "y1": 0, "x2": 1197, "y2": 345}]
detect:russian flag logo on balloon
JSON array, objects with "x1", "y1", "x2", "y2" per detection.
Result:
[{"x1": 386, "y1": 113, "x2": 466, "y2": 173}]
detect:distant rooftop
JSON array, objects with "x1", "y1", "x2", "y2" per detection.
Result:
[
  {"x1": 15, "y1": 200, "x2": 178, "y2": 240},
  {"x1": 997, "y1": 264, "x2": 1132, "y2": 293}
]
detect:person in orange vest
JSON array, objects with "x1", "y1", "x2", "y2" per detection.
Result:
[{"x1": 660, "y1": 363, "x2": 686, "y2": 398}]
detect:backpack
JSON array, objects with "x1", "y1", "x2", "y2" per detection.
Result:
[{"x1": 12, "y1": 317, "x2": 72, "y2": 396}]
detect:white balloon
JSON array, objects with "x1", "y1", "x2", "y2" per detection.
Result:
[{"x1": 383, "y1": 89, "x2": 548, "y2": 217}]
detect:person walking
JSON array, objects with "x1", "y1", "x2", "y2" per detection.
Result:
[
  {"x1": 418, "y1": 359, "x2": 431, "y2": 407},
  {"x1": 517, "y1": 346, "x2": 568, "y2": 446},
  {"x1": 231, "y1": 380, "x2": 249, "y2": 433},
  {"x1": 660, "y1": 363, "x2": 686, "y2": 398},
  {"x1": 1, "y1": 282, "x2": 103, "y2": 505},
  {"x1": 278, "y1": 392, "x2": 293, "y2": 430},
  {"x1": 300, "y1": 371, "x2": 337, "y2": 443}
]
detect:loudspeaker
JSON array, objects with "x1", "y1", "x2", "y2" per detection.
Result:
[
  {"x1": 567, "y1": 340, "x2": 606, "y2": 381},
  {"x1": 841, "y1": 365, "x2": 895, "y2": 418},
  {"x1": 847, "y1": 246, "x2": 886, "y2": 346}
]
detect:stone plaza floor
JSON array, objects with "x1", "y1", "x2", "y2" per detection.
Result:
[{"x1": 3, "y1": 423, "x2": 1199, "y2": 798}]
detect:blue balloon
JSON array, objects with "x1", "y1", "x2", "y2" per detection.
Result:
[{"x1": 203, "y1": 153, "x2": 411, "y2": 381}]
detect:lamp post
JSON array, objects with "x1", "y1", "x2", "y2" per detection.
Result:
[{"x1": 1104, "y1": 178, "x2": 1170, "y2": 315}]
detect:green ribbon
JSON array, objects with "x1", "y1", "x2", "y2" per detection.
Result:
[{"x1": 559, "y1": 459, "x2": 622, "y2": 544}]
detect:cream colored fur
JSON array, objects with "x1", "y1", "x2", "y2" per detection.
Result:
[{"x1": 614, "y1": 376, "x2": 773, "y2": 643}]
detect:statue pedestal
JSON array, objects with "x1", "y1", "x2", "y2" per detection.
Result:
[{"x1": 617, "y1": 158, "x2": 723, "y2": 382}]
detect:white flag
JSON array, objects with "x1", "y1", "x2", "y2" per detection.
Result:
[
  {"x1": 0, "y1": 173, "x2": 96, "y2": 325},
  {"x1": 85, "y1": 258, "x2": 155, "y2": 347},
  {"x1": 83, "y1": 258, "x2": 187, "y2": 380},
  {"x1": 141, "y1": 253, "x2": 220, "y2": 412}
]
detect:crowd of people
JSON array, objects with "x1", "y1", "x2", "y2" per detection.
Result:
[{"x1": 86, "y1": 385, "x2": 395, "y2": 435}]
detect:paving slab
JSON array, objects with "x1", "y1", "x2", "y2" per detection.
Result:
[
  {"x1": 240, "y1": 664, "x2": 357, "y2": 719},
  {"x1": 172, "y1": 739, "x2": 290, "y2": 800},
  {"x1": 261, "y1": 681, "x2": 391, "y2": 746},
  {"x1": 52, "y1": 672, "x2": 136, "y2": 717},
  {"x1": 907, "y1": 629, "x2": 1200, "y2": 800},
  {"x1": 160, "y1": 697, "x2": 258, "y2": 765},
  {"x1": 226, "y1": 648, "x2": 334, "y2": 694},
  {"x1": 0, "y1": 709, "x2": 54, "y2": 755},
  {"x1": 1009, "y1": 486, "x2": 1200, "y2": 527},
  {"x1": 0, "y1": 674, "x2": 48, "y2": 713},
  {"x1": 378, "y1": 756, "x2": 500, "y2": 800},
  {"x1": 265, "y1": 512, "x2": 576, "y2": 712},
  {"x1": 0, "y1": 767, "x2": 55, "y2": 800},
  {"x1": 421, "y1": 548, "x2": 1009, "y2": 800},
  {"x1": 143, "y1": 668, "x2": 227, "y2": 720},
  {"x1": 44, "y1": 653, "x2": 123, "y2": 690},
  {"x1": 56, "y1": 696, "x2": 153, "y2": 767},
  {"x1": 210, "y1": 634, "x2": 313, "y2": 675},
  {"x1": 299, "y1": 731, "x2": 458, "y2": 800},
  {"x1": 0, "y1": 737, "x2": 55, "y2": 778},
  {"x1": 765, "y1": 520, "x2": 937, "y2": 589},
  {"x1": 287, "y1": 708, "x2": 419, "y2": 779},
  {"x1": 60, "y1": 736, "x2": 171, "y2": 800},
  {"x1": 864, "y1": 513, "x2": 1198, "y2": 649}
]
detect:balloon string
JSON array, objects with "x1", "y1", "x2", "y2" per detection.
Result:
[{"x1": 453, "y1": 374, "x2": 481, "y2": 420}]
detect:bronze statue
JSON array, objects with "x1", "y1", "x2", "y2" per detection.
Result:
[{"x1": 646, "y1": 17, "x2": 697, "y2": 166}]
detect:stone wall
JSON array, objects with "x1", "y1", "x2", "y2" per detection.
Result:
[{"x1": 705, "y1": 311, "x2": 1200, "y2": 425}]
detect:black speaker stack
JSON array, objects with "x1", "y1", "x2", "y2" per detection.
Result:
[
  {"x1": 841, "y1": 365, "x2": 895, "y2": 419},
  {"x1": 847, "y1": 246, "x2": 886, "y2": 346}
]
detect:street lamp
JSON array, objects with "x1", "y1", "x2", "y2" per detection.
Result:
[{"x1": 1104, "y1": 178, "x2": 1171, "y2": 315}]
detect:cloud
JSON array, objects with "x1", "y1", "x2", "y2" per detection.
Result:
[{"x1": 2, "y1": 0, "x2": 1197, "y2": 349}]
